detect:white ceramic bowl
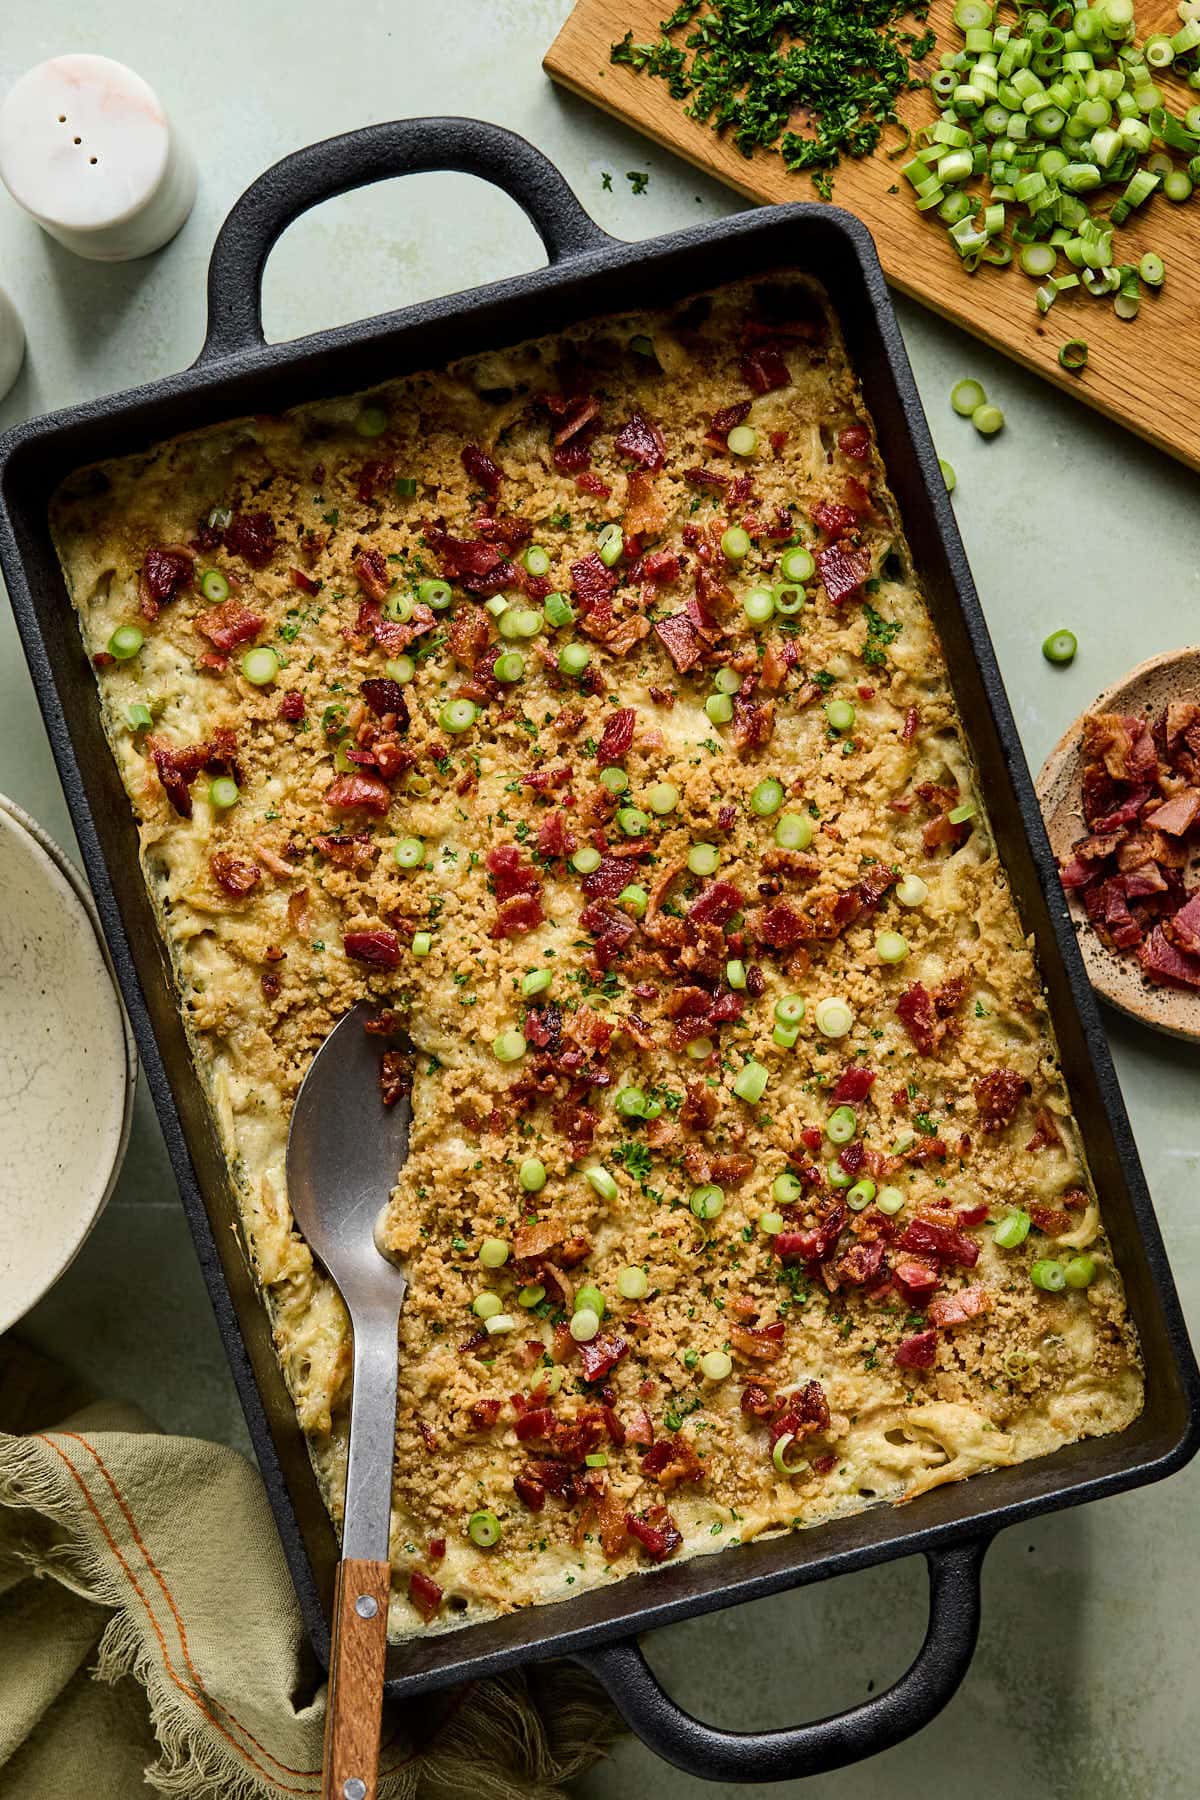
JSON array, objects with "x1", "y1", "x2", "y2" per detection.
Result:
[{"x1": 0, "y1": 794, "x2": 136, "y2": 1331}]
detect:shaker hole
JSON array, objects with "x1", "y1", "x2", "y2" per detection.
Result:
[
  {"x1": 57, "y1": 114, "x2": 66, "y2": 123},
  {"x1": 89, "y1": 156, "x2": 98, "y2": 165},
  {"x1": 73, "y1": 136, "x2": 81, "y2": 145}
]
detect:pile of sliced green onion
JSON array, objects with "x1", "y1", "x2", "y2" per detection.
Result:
[{"x1": 905, "y1": 0, "x2": 1200, "y2": 328}]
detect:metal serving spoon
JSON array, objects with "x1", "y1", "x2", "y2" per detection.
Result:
[{"x1": 286, "y1": 999, "x2": 411, "y2": 1800}]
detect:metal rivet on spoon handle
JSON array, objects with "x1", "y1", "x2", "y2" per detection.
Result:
[{"x1": 286, "y1": 1000, "x2": 411, "y2": 1800}]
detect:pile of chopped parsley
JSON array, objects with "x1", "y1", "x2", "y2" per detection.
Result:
[{"x1": 612, "y1": 1, "x2": 935, "y2": 195}]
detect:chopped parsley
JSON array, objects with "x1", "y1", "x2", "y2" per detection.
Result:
[
  {"x1": 863, "y1": 602, "x2": 902, "y2": 668},
  {"x1": 626, "y1": 169, "x2": 650, "y2": 194},
  {"x1": 612, "y1": 1140, "x2": 653, "y2": 1181}
]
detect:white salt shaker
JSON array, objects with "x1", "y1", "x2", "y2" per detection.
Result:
[
  {"x1": 0, "y1": 54, "x2": 196, "y2": 262},
  {"x1": 0, "y1": 284, "x2": 24, "y2": 402}
]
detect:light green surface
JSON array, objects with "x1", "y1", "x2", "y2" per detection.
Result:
[{"x1": 1, "y1": 4, "x2": 1197, "y2": 1794}]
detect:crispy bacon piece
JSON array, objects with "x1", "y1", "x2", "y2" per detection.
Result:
[
  {"x1": 278, "y1": 689, "x2": 305, "y2": 723},
  {"x1": 325, "y1": 772, "x2": 391, "y2": 815},
  {"x1": 343, "y1": 930, "x2": 402, "y2": 968},
  {"x1": 642, "y1": 549, "x2": 681, "y2": 586},
  {"x1": 147, "y1": 736, "x2": 231, "y2": 820},
  {"x1": 640, "y1": 1434, "x2": 702, "y2": 1489},
  {"x1": 380, "y1": 1049, "x2": 409, "y2": 1108},
  {"x1": 680, "y1": 1079, "x2": 719, "y2": 1132},
  {"x1": 838, "y1": 424, "x2": 871, "y2": 459},
  {"x1": 493, "y1": 894, "x2": 544, "y2": 938},
  {"x1": 813, "y1": 500, "x2": 858, "y2": 538},
  {"x1": 1138, "y1": 924, "x2": 1200, "y2": 986},
  {"x1": 728, "y1": 1320, "x2": 786, "y2": 1362},
  {"x1": 223, "y1": 512, "x2": 276, "y2": 568},
  {"x1": 360, "y1": 678, "x2": 409, "y2": 726},
  {"x1": 312, "y1": 831, "x2": 375, "y2": 868},
  {"x1": 895, "y1": 1329, "x2": 938, "y2": 1370},
  {"x1": 209, "y1": 850, "x2": 260, "y2": 897},
  {"x1": 899, "y1": 1217, "x2": 980, "y2": 1268},
  {"x1": 1168, "y1": 891, "x2": 1200, "y2": 957},
  {"x1": 578, "y1": 1334, "x2": 629, "y2": 1384},
  {"x1": 596, "y1": 707, "x2": 636, "y2": 768},
  {"x1": 896, "y1": 983, "x2": 954, "y2": 1057},
  {"x1": 513, "y1": 1472, "x2": 547, "y2": 1512},
  {"x1": 1146, "y1": 790, "x2": 1200, "y2": 835},
  {"x1": 408, "y1": 1569, "x2": 443, "y2": 1622},
  {"x1": 739, "y1": 345, "x2": 790, "y2": 394},
  {"x1": 732, "y1": 691, "x2": 775, "y2": 754},
  {"x1": 653, "y1": 612, "x2": 702, "y2": 672},
  {"x1": 425, "y1": 527, "x2": 513, "y2": 597},
  {"x1": 614, "y1": 410, "x2": 667, "y2": 470},
  {"x1": 894, "y1": 1258, "x2": 940, "y2": 1304},
  {"x1": 707, "y1": 400, "x2": 751, "y2": 446},
  {"x1": 626, "y1": 1507, "x2": 683, "y2": 1562},
  {"x1": 973, "y1": 1069, "x2": 1029, "y2": 1132},
  {"x1": 830, "y1": 1066, "x2": 876, "y2": 1105},
  {"x1": 536, "y1": 811, "x2": 576, "y2": 861},
  {"x1": 755, "y1": 901, "x2": 811, "y2": 950},
  {"x1": 140, "y1": 545, "x2": 194, "y2": 619},
  {"x1": 739, "y1": 1383, "x2": 776, "y2": 1419},
  {"x1": 195, "y1": 599, "x2": 264, "y2": 654},
  {"x1": 462, "y1": 442, "x2": 502, "y2": 495},
  {"x1": 1028, "y1": 1201, "x2": 1072, "y2": 1236},
  {"x1": 815, "y1": 541, "x2": 871, "y2": 607},
  {"x1": 687, "y1": 880, "x2": 742, "y2": 928},
  {"x1": 570, "y1": 551, "x2": 619, "y2": 609},
  {"x1": 927, "y1": 1284, "x2": 991, "y2": 1329},
  {"x1": 835, "y1": 1239, "x2": 886, "y2": 1285},
  {"x1": 1025, "y1": 1107, "x2": 1062, "y2": 1153},
  {"x1": 486, "y1": 844, "x2": 540, "y2": 902}
]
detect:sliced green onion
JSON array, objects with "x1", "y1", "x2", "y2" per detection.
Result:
[
  {"x1": 825, "y1": 699, "x2": 855, "y2": 733},
  {"x1": 418, "y1": 578, "x2": 453, "y2": 609},
  {"x1": 827, "y1": 1105, "x2": 857, "y2": 1144},
  {"x1": 1139, "y1": 252, "x2": 1164, "y2": 288},
  {"x1": 773, "y1": 1170, "x2": 804, "y2": 1206},
  {"x1": 847, "y1": 1178, "x2": 877, "y2": 1211},
  {"x1": 721, "y1": 526, "x2": 752, "y2": 562},
  {"x1": 519, "y1": 1157, "x2": 546, "y2": 1192},
  {"x1": 743, "y1": 586, "x2": 776, "y2": 626},
  {"x1": 995, "y1": 1210, "x2": 1031, "y2": 1249},
  {"x1": 558, "y1": 643, "x2": 591, "y2": 676},
  {"x1": 574, "y1": 1284, "x2": 606, "y2": 1320},
  {"x1": 394, "y1": 836, "x2": 424, "y2": 869},
  {"x1": 518, "y1": 1282, "x2": 546, "y2": 1307},
  {"x1": 485, "y1": 595, "x2": 508, "y2": 619},
  {"x1": 780, "y1": 545, "x2": 816, "y2": 583},
  {"x1": 713, "y1": 666, "x2": 741, "y2": 694},
  {"x1": 597, "y1": 523, "x2": 624, "y2": 567},
  {"x1": 472, "y1": 1291, "x2": 502, "y2": 1320},
  {"x1": 1064, "y1": 1254, "x2": 1097, "y2": 1288},
  {"x1": 464, "y1": 1512, "x2": 503, "y2": 1555},
  {"x1": 411, "y1": 931, "x2": 432, "y2": 957},
  {"x1": 615, "y1": 1086, "x2": 648, "y2": 1119},
  {"x1": 618, "y1": 883, "x2": 648, "y2": 917},
  {"x1": 1058, "y1": 339, "x2": 1089, "y2": 374},
  {"x1": 701, "y1": 1350, "x2": 732, "y2": 1381},
  {"x1": 240, "y1": 645, "x2": 280, "y2": 687},
  {"x1": 758, "y1": 1212, "x2": 784, "y2": 1238},
  {"x1": 814, "y1": 997, "x2": 854, "y2": 1038},
  {"x1": 126, "y1": 702, "x2": 153, "y2": 731},
  {"x1": 479, "y1": 1237, "x2": 509, "y2": 1269},
  {"x1": 1042, "y1": 628, "x2": 1077, "y2": 665},
  {"x1": 384, "y1": 592, "x2": 413, "y2": 623},
  {"x1": 876, "y1": 1185, "x2": 905, "y2": 1215},
  {"x1": 208, "y1": 777, "x2": 239, "y2": 810},
  {"x1": 774, "y1": 994, "x2": 806, "y2": 1027},
  {"x1": 951, "y1": 378, "x2": 987, "y2": 416},
  {"x1": 1031, "y1": 1259, "x2": 1066, "y2": 1292},
  {"x1": 108, "y1": 624, "x2": 144, "y2": 660},
  {"x1": 599, "y1": 766, "x2": 629, "y2": 795},
  {"x1": 394, "y1": 475, "x2": 418, "y2": 498},
  {"x1": 492, "y1": 1030, "x2": 526, "y2": 1063},
  {"x1": 648, "y1": 782, "x2": 679, "y2": 814},
  {"x1": 618, "y1": 807, "x2": 650, "y2": 839},
  {"x1": 570, "y1": 1306, "x2": 600, "y2": 1342},
  {"x1": 773, "y1": 582, "x2": 806, "y2": 616},
  {"x1": 494, "y1": 651, "x2": 525, "y2": 683},
  {"x1": 876, "y1": 930, "x2": 910, "y2": 964},
  {"x1": 896, "y1": 874, "x2": 928, "y2": 908},
  {"x1": 523, "y1": 545, "x2": 551, "y2": 577},
  {"x1": 629, "y1": 334, "x2": 656, "y2": 357},
  {"x1": 543, "y1": 592, "x2": 574, "y2": 628},
  {"x1": 355, "y1": 404, "x2": 388, "y2": 438},
  {"x1": 572, "y1": 846, "x2": 602, "y2": 874},
  {"x1": 498, "y1": 607, "x2": 543, "y2": 640},
  {"x1": 585, "y1": 1166, "x2": 618, "y2": 1201},
  {"x1": 690, "y1": 1183, "x2": 725, "y2": 1220},
  {"x1": 385, "y1": 654, "x2": 415, "y2": 684},
  {"x1": 440, "y1": 699, "x2": 478, "y2": 733},
  {"x1": 686, "y1": 1035, "x2": 714, "y2": 1061},
  {"x1": 485, "y1": 1313, "x2": 518, "y2": 1336},
  {"x1": 521, "y1": 968, "x2": 553, "y2": 997},
  {"x1": 705, "y1": 693, "x2": 733, "y2": 725},
  {"x1": 948, "y1": 801, "x2": 977, "y2": 824},
  {"x1": 973, "y1": 403, "x2": 1005, "y2": 436},
  {"x1": 940, "y1": 458, "x2": 957, "y2": 492},
  {"x1": 727, "y1": 425, "x2": 758, "y2": 457},
  {"x1": 773, "y1": 1022, "x2": 800, "y2": 1049},
  {"x1": 585, "y1": 1451, "x2": 609, "y2": 1468},
  {"x1": 687, "y1": 843, "x2": 719, "y2": 875},
  {"x1": 773, "y1": 1432, "x2": 807, "y2": 1475},
  {"x1": 726, "y1": 959, "x2": 747, "y2": 990},
  {"x1": 751, "y1": 778, "x2": 784, "y2": 817},
  {"x1": 199, "y1": 569, "x2": 229, "y2": 602},
  {"x1": 618, "y1": 1265, "x2": 649, "y2": 1300},
  {"x1": 732, "y1": 1061, "x2": 769, "y2": 1104},
  {"x1": 775, "y1": 812, "x2": 813, "y2": 850}
]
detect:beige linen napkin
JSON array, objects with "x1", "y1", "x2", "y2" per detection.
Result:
[{"x1": 0, "y1": 1341, "x2": 618, "y2": 1799}]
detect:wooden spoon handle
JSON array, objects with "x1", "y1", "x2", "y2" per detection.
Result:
[{"x1": 322, "y1": 1556, "x2": 391, "y2": 1800}]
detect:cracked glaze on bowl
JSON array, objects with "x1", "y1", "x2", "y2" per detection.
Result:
[{"x1": 0, "y1": 795, "x2": 136, "y2": 1331}]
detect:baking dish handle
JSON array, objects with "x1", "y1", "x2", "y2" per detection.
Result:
[
  {"x1": 199, "y1": 118, "x2": 610, "y2": 364},
  {"x1": 576, "y1": 1537, "x2": 990, "y2": 1783}
]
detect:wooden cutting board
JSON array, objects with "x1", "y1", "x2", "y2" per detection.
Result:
[{"x1": 545, "y1": 2, "x2": 1200, "y2": 471}]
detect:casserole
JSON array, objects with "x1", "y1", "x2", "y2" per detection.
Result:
[{"x1": 1, "y1": 119, "x2": 1196, "y2": 1781}]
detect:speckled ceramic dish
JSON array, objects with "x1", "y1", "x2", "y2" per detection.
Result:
[{"x1": 0, "y1": 793, "x2": 136, "y2": 1332}]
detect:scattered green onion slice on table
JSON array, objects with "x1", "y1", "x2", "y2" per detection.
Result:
[
  {"x1": 519, "y1": 1157, "x2": 546, "y2": 1193},
  {"x1": 208, "y1": 777, "x2": 238, "y2": 810},
  {"x1": 108, "y1": 624, "x2": 144, "y2": 660},
  {"x1": 1058, "y1": 339, "x2": 1089, "y2": 374},
  {"x1": 394, "y1": 836, "x2": 424, "y2": 869},
  {"x1": 1042, "y1": 628, "x2": 1078, "y2": 665},
  {"x1": 439, "y1": 699, "x2": 478, "y2": 733},
  {"x1": 972, "y1": 403, "x2": 1005, "y2": 437},
  {"x1": 951, "y1": 378, "x2": 987, "y2": 417},
  {"x1": 498, "y1": 607, "x2": 542, "y2": 640},
  {"x1": 940, "y1": 458, "x2": 957, "y2": 492},
  {"x1": 493, "y1": 651, "x2": 525, "y2": 684}
]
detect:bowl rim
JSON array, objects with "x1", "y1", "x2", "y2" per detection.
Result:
[{"x1": 0, "y1": 791, "x2": 137, "y2": 1328}]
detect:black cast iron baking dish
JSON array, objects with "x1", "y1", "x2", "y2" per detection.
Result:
[{"x1": 2, "y1": 119, "x2": 1197, "y2": 1783}]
